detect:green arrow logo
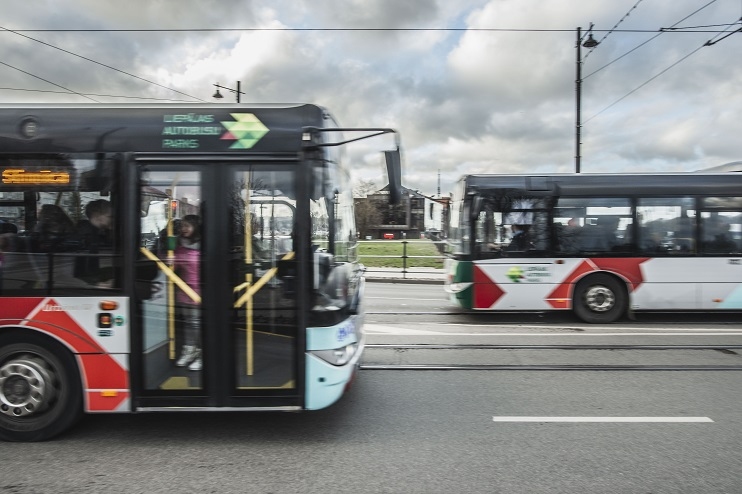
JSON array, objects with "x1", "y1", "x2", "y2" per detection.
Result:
[
  {"x1": 506, "y1": 266, "x2": 525, "y2": 283},
  {"x1": 220, "y1": 113, "x2": 269, "y2": 149}
]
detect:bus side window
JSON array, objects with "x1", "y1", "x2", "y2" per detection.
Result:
[{"x1": 701, "y1": 213, "x2": 740, "y2": 255}]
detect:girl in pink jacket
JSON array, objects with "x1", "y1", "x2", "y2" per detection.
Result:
[{"x1": 174, "y1": 214, "x2": 202, "y2": 371}]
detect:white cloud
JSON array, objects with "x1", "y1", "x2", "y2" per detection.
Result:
[{"x1": 1, "y1": 0, "x2": 740, "y2": 194}]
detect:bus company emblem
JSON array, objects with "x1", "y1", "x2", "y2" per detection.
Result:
[
  {"x1": 506, "y1": 266, "x2": 525, "y2": 283},
  {"x1": 219, "y1": 113, "x2": 269, "y2": 149},
  {"x1": 337, "y1": 321, "x2": 355, "y2": 342}
]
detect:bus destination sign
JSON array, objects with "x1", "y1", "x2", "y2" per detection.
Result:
[{"x1": 161, "y1": 113, "x2": 269, "y2": 150}]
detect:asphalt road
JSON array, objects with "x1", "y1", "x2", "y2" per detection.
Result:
[{"x1": 3, "y1": 282, "x2": 742, "y2": 494}]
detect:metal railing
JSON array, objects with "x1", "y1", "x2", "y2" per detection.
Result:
[{"x1": 357, "y1": 239, "x2": 446, "y2": 280}]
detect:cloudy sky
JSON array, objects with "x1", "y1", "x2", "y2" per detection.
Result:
[{"x1": 2, "y1": 0, "x2": 740, "y2": 196}]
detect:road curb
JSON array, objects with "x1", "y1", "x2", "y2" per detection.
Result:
[{"x1": 364, "y1": 277, "x2": 444, "y2": 285}]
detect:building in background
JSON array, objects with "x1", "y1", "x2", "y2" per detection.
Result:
[{"x1": 354, "y1": 185, "x2": 450, "y2": 240}]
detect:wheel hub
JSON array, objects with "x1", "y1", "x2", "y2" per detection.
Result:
[
  {"x1": 0, "y1": 357, "x2": 56, "y2": 417},
  {"x1": 584, "y1": 285, "x2": 615, "y2": 313}
]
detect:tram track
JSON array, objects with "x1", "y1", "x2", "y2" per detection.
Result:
[
  {"x1": 365, "y1": 344, "x2": 742, "y2": 350},
  {"x1": 365, "y1": 311, "x2": 742, "y2": 327},
  {"x1": 366, "y1": 309, "x2": 742, "y2": 316},
  {"x1": 360, "y1": 343, "x2": 742, "y2": 371}
]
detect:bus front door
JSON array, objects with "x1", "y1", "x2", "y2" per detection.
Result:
[{"x1": 136, "y1": 164, "x2": 300, "y2": 407}]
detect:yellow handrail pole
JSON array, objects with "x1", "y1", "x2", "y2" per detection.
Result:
[
  {"x1": 140, "y1": 247, "x2": 201, "y2": 303},
  {"x1": 244, "y1": 173, "x2": 254, "y2": 376},
  {"x1": 233, "y1": 252, "x2": 294, "y2": 309},
  {"x1": 166, "y1": 193, "x2": 176, "y2": 359}
]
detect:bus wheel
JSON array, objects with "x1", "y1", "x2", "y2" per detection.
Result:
[
  {"x1": 573, "y1": 274, "x2": 627, "y2": 324},
  {"x1": 0, "y1": 334, "x2": 82, "y2": 442}
]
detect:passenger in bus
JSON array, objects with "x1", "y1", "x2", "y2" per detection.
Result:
[
  {"x1": 0, "y1": 220, "x2": 18, "y2": 235},
  {"x1": 33, "y1": 204, "x2": 77, "y2": 253},
  {"x1": 599, "y1": 216, "x2": 621, "y2": 250},
  {"x1": 174, "y1": 214, "x2": 203, "y2": 372},
  {"x1": 704, "y1": 219, "x2": 737, "y2": 254},
  {"x1": 505, "y1": 224, "x2": 531, "y2": 252},
  {"x1": 20, "y1": 205, "x2": 80, "y2": 290},
  {"x1": 74, "y1": 199, "x2": 114, "y2": 286},
  {"x1": 580, "y1": 216, "x2": 619, "y2": 252},
  {"x1": 556, "y1": 218, "x2": 581, "y2": 254}
]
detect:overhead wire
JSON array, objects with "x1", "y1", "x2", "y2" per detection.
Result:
[
  {"x1": 0, "y1": 12, "x2": 737, "y2": 103},
  {"x1": 0, "y1": 59, "x2": 98, "y2": 102},
  {"x1": 585, "y1": 15, "x2": 740, "y2": 124},
  {"x1": 0, "y1": 86, "x2": 197, "y2": 102},
  {"x1": 583, "y1": 0, "x2": 719, "y2": 79},
  {"x1": 583, "y1": 0, "x2": 646, "y2": 62},
  {"x1": 0, "y1": 25, "x2": 205, "y2": 102},
  {"x1": 0, "y1": 27, "x2": 735, "y2": 33}
]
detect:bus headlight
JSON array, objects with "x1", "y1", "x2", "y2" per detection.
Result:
[{"x1": 311, "y1": 343, "x2": 357, "y2": 366}]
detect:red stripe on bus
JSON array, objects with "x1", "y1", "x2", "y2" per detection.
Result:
[
  {"x1": 545, "y1": 260, "x2": 595, "y2": 308},
  {"x1": 24, "y1": 299, "x2": 105, "y2": 354},
  {"x1": 473, "y1": 265, "x2": 505, "y2": 309},
  {"x1": 0, "y1": 297, "x2": 46, "y2": 319},
  {"x1": 591, "y1": 258, "x2": 650, "y2": 290},
  {"x1": 79, "y1": 354, "x2": 129, "y2": 390}
]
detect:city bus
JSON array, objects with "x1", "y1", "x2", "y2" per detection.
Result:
[
  {"x1": 0, "y1": 103, "x2": 402, "y2": 441},
  {"x1": 445, "y1": 173, "x2": 742, "y2": 323}
]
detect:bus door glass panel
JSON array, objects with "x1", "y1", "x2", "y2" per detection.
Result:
[
  {"x1": 229, "y1": 168, "x2": 297, "y2": 390},
  {"x1": 0, "y1": 155, "x2": 118, "y2": 295},
  {"x1": 556, "y1": 198, "x2": 632, "y2": 255},
  {"x1": 139, "y1": 170, "x2": 203, "y2": 391}
]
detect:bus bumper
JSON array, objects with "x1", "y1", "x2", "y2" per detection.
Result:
[{"x1": 305, "y1": 316, "x2": 365, "y2": 410}]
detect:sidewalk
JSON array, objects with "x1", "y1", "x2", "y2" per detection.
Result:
[{"x1": 362, "y1": 267, "x2": 445, "y2": 284}]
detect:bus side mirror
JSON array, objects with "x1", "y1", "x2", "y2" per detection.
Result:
[
  {"x1": 384, "y1": 147, "x2": 402, "y2": 205},
  {"x1": 470, "y1": 196, "x2": 483, "y2": 221}
]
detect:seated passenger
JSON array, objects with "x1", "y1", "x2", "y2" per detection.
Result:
[
  {"x1": 705, "y1": 232, "x2": 737, "y2": 254},
  {"x1": 32, "y1": 204, "x2": 77, "y2": 253},
  {"x1": 0, "y1": 220, "x2": 17, "y2": 234},
  {"x1": 74, "y1": 199, "x2": 114, "y2": 285},
  {"x1": 556, "y1": 220, "x2": 581, "y2": 254},
  {"x1": 506, "y1": 224, "x2": 531, "y2": 252}
]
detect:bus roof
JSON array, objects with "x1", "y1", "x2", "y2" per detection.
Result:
[
  {"x1": 461, "y1": 173, "x2": 742, "y2": 197},
  {"x1": 0, "y1": 103, "x2": 331, "y2": 154}
]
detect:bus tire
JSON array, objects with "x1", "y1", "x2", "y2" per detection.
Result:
[
  {"x1": 573, "y1": 274, "x2": 627, "y2": 324},
  {"x1": 0, "y1": 332, "x2": 83, "y2": 442}
]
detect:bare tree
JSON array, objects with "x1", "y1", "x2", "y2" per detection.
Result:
[
  {"x1": 352, "y1": 179, "x2": 377, "y2": 198},
  {"x1": 354, "y1": 198, "x2": 382, "y2": 239}
]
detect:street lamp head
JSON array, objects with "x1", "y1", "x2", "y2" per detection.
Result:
[
  {"x1": 212, "y1": 89, "x2": 224, "y2": 99},
  {"x1": 582, "y1": 33, "x2": 599, "y2": 49}
]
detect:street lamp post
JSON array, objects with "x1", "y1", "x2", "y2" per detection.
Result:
[
  {"x1": 213, "y1": 81, "x2": 244, "y2": 103},
  {"x1": 575, "y1": 25, "x2": 599, "y2": 173}
]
